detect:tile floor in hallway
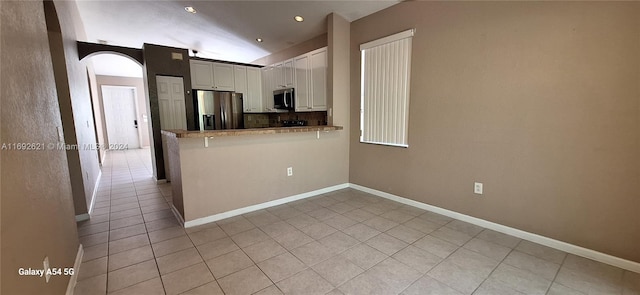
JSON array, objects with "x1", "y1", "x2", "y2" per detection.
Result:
[{"x1": 74, "y1": 149, "x2": 640, "y2": 295}]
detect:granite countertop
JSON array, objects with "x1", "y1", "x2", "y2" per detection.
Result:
[{"x1": 162, "y1": 125, "x2": 343, "y2": 138}]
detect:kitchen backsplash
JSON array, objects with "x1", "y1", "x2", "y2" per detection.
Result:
[
  {"x1": 244, "y1": 114, "x2": 270, "y2": 128},
  {"x1": 243, "y1": 111, "x2": 328, "y2": 129}
]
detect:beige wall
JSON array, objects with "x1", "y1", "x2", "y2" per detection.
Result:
[
  {"x1": 350, "y1": 2, "x2": 640, "y2": 262},
  {"x1": 251, "y1": 33, "x2": 327, "y2": 66},
  {"x1": 46, "y1": 0, "x2": 102, "y2": 216},
  {"x1": 178, "y1": 131, "x2": 349, "y2": 221},
  {"x1": 1, "y1": 1, "x2": 79, "y2": 293},
  {"x1": 96, "y1": 75, "x2": 151, "y2": 148},
  {"x1": 86, "y1": 64, "x2": 106, "y2": 162},
  {"x1": 328, "y1": 14, "x2": 350, "y2": 128}
]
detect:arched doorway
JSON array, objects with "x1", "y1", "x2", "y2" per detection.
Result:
[{"x1": 84, "y1": 52, "x2": 153, "y2": 173}]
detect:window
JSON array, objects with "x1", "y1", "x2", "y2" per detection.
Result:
[{"x1": 360, "y1": 29, "x2": 414, "y2": 147}]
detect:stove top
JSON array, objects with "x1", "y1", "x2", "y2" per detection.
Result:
[{"x1": 282, "y1": 120, "x2": 308, "y2": 127}]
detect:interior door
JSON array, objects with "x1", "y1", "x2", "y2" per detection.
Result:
[
  {"x1": 157, "y1": 76, "x2": 187, "y2": 130},
  {"x1": 101, "y1": 85, "x2": 140, "y2": 149}
]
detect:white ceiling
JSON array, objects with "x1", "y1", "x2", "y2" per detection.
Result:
[{"x1": 75, "y1": 0, "x2": 399, "y2": 78}]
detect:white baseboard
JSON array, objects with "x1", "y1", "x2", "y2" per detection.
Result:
[
  {"x1": 184, "y1": 183, "x2": 349, "y2": 228},
  {"x1": 169, "y1": 202, "x2": 185, "y2": 227},
  {"x1": 65, "y1": 244, "x2": 83, "y2": 295},
  {"x1": 155, "y1": 179, "x2": 167, "y2": 184},
  {"x1": 75, "y1": 213, "x2": 90, "y2": 222},
  {"x1": 348, "y1": 183, "x2": 640, "y2": 274},
  {"x1": 88, "y1": 170, "x2": 102, "y2": 215}
]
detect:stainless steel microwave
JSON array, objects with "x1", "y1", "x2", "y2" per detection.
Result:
[{"x1": 274, "y1": 88, "x2": 295, "y2": 110}]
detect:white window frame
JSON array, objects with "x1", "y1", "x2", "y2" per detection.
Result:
[{"x1": 360, "y1": 29, "x2": 414, "y2": 148}]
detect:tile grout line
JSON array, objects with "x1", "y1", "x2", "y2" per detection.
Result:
[
  {"x1": 104, "y1": 153, "x2": 113, "y2": 294},
  {"x1": 126, "y1": 149, "x2": 167, "y2": 295},
  {"x1": 183, "y1": 211, "x2": 226, "y2": 293},
  {"x1": 468, "y1": 238, "x2": 520, "y2": 295},
  {"x1": 545, "y1": 253, "x2": 569, "y2": 295},
  {"x1": 102, "y1": 151, "x2": 161, "y2": 293}
]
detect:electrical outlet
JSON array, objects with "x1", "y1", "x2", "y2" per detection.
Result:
[
  {"x1": 43, "y1": 256, "x2": 51, "y2": 283},
  {"x1": 474, "y1": 182, "x2": 483, "y2": 195},
  {"x1": 287, "y1": 167, "x2": 293, "y2": 176}
]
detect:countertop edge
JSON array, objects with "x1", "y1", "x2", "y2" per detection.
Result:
[{"x1": 161, "y1": 126, "x2": 344, "y2": 138}]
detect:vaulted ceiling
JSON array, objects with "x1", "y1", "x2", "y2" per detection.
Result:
[{"x1": 75, "y1": 0, "x2": 399, "y2": 77}]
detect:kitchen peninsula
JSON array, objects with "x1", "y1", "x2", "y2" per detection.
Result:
[
  {"x1": 161, "y1": 125, "x2": 346, "y2": 227},
  {"x1": 165, "y1": 125, "x2": 342, "y2": 138}
]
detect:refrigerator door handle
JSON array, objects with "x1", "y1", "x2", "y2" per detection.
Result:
[
  {"x1": 220, "y1": 98, "x2": 227, "y2": 129},
  {"x1": 283, "y1": 90, "x2": 289, "y2": 108}
]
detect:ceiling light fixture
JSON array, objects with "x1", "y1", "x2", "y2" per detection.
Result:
[
  {"x1": 256, "y1": 38, "x2": 263, "y2": 43},
  {"x1": 184, "y1": 6, "x2": 197, "y2": 14},
  {"x1": 294, "y1": 15, "x2": 304, "y2": 22}
]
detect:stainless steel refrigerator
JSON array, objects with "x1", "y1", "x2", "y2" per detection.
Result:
[{"x1": 195, "y1": 90, "x2": 244, "y2": 130}]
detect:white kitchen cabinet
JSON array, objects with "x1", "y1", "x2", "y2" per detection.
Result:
[
  {"x1": 234, "y1": 65, "x2": 262, "y2": 113},
  {"x1": 265, "y1": 59, "x2": 294, "y2": 90},
  {"x1": 261, "y1": 49, "x2": 325, "y2": 113},
  {"x1": 309, "y1": 48, "x2": 327, "y2": 111},
  {"x1": 234, "y1": 65, "x2": 247, "y2": 94},
  {"x1": 273, "y1": 62, "x2": 284, "y2": 89},
  {"x1": 294, "y1": 47, "x2": 327, "y2": 112},
  {"x1": 294, "y1": 54, "x2": 310, "y2": 111},
  {"x1": 283, "y1": 59, "x2": 295, "y2": 88},
  {"x1": 190, "y1": 60, "x2": 235, "y2": 91},
  {"x1": 212, "y1": 62, "x2": 235, "y2": 91},
  {"x1": 190, "y1": 60, "x2": 214, "y2": 90},
  {"x1": 262, "y1": 66, "x2": 275, "y2": 112},
  {"x1": 245, "y1": 67, "x2": 263, "y2": 113}
]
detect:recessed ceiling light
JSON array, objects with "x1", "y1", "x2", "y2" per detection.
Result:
[
  {"x1": 184, "y1": 6, "x2": 197, "y2": 14},
  {"x1": 256, "y1": 38, "x2": 263, "y2": 43},
  {"x1": 294, "y1": 15, "x2": 304, "y2": 22}
]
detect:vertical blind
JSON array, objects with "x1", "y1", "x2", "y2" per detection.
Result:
[{"x1": 360, "y1": 29, "x2": 414, "y2": 147}]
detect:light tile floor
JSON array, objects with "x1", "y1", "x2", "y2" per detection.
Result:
[{"x1": 75, "y1": 149, "x2": 640, "y2": 295}]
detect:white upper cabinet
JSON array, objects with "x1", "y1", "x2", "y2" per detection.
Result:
[
  {"x1": 260, "y1": 48, "x2": 327, "y2": 113},
  {"x1": 190, "y1": 60, "x2": 214, "y2": 90},
  {"x1": 244, "y1": 66, "x2": 263, "y2": 113},
  {"x1": 190, "y1": 60, "x2": 235, "y2": 91},
  {"x1": 234, "y1": 65, "x2": 247, "y2": 95},
  {"x1": 294, "y1": 54, "x2": 310, "y2": 111},
  {"x1": 309, "y1": 48, "x2": 327, "y2": 111},
  {"x1": 262, "y1": 66, "x2": 275, "y2": 112},
  {"x1": 293, "y1": 47, "x2": 327, "y2": 112},
  {"x1": 283, "y1": 59, "x2": 295, "y2": 88},
  {"x1": 273, "y1": 62, "x2": 284, "y2": 89},
  {"x1": 212, "y1": 62, "x2": 235, "y2": 91}
]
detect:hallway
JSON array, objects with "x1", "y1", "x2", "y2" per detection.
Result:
[{"x1": 74, "y1": 149, "x2": 181, "y2": 294}]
